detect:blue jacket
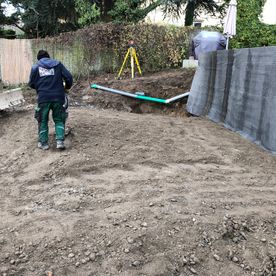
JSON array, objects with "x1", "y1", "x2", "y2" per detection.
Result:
[
  {"x1": 29, "y1": 58, "x2": 73, "y2": 104},
  {"x1": 192, "y1": 31, "x2": 226, "y2": 60}
]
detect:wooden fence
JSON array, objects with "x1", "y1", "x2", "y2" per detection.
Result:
[
  {"x1": 0, "y1": 38, "x2": 114, "y2": 85},
  {"x1": 0, "y1": 24, "x2": 191, "y2": 85},
  {"x1": 0, "y1": 39, "x2": 33, "y2": 85}
]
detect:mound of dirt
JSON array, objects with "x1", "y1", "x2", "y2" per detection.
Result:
[
  {"x1": 79, "y1": 69, "x2": 194, "y2": 116},
  {"x1": 23, "y1": 68, "x2": 194, "y2": 116},
  {"x1": 1, "y1": 69, "x2": 276, "y2": 276}
]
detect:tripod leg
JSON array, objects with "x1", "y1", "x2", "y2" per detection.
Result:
[
  {"x1": 118, "y1": 49, "x2": 130, "y2": 79},
  {"x1": 130, "y1": 48, "x2": 135, "y2": 79},
  {"x1": 133, "y1": 49, "x2": 142, "y2": 76}
]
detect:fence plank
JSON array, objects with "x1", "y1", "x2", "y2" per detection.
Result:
[{"x1": 0, "y1": 39, "x2": 33, "y2": 85}]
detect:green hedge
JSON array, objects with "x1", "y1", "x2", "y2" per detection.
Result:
[
  {"x1": 34, "y1": 23, "x2": 193, "y2": 76},
  {"x1": 0, "y1": 29, "x2": 16, "y2": 39},
  {"x1": 231, "y1": 0, "x2": 276, "y2": 49}
]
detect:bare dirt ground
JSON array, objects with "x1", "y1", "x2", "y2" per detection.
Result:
[{"x1": 0, "y1": 69, "x2": 276, "y2": 276}]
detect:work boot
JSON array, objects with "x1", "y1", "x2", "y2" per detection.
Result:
[
  {"x1": 56, "y1": 140, "x2": 65, "y2": 150},
  {"x1": 38, "y1": 142, "x2": 49, "y2": 150}
]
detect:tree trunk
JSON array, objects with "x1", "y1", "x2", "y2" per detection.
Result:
[
  {"x1": 102, "y1": 0, "x2": 114, "y2": 22},
  {"x1": 185, "y1": 0, "x2": 195, "y2": 26}
]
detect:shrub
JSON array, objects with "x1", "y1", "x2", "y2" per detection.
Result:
[
  {"x1": 0, "y1": 29, "x2": 16, "y2": 39},
  {"x1": 231, "y1": 0, "x2": 276, "y2": 48},
  {"x1": 36, "y1": 23, "x2": 193, "y2": 74}
]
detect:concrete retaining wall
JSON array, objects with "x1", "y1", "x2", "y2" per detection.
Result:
[{"x1": 187, "y1": 46, "x2": 276, "y2": 153}]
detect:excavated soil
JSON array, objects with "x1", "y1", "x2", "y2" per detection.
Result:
[{"x1": 0, "y1": 69, "x2": 276, "y2": 276}]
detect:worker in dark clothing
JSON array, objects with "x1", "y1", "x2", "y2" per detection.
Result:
[{"x1": 29, "y1": 50, "x2": 73, "y2": 150}]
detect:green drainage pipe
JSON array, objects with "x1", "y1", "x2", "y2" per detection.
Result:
[{"x1": 91, "y1": 84, "x2": 189, "y2": 104}]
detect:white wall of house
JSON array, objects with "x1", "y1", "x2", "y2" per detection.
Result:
[
  {"x1": 145, "y1": 0, "x2": 276, "y2": 27},
  {"x1": 261, "y1": 0, "x2": 276, "y2": 24}
]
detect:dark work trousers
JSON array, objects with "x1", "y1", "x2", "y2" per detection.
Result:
[{"x1": 35, "y1": 102, "x2": 66, "y2": 143}]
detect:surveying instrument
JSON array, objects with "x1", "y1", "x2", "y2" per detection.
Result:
[{"x1": 117, "y1": 40, "x2": 142, "y2": 79}]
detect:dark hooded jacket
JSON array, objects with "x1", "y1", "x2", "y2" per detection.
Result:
[{"x1": 29, "y1": 58, "x2": 73, "y2": 104}]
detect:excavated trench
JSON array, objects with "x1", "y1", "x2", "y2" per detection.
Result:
[
  {"x1": 88, "y1": 69, "x2": 195, "y2": 116},
  {"x1": 23, "y1": 69, "x2": 195, "y2": 116}
]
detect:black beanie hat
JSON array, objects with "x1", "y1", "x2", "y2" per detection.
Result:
[{"x1": 37, "y1": 50, "x2": 50, "y2": 60}]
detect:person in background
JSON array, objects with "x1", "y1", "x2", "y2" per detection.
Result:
[
  {"x1": 191, "y1": 31, "x2": 226, "y2": 60},
  {"x1": 29, "y1": 50, "x2": 73, "y2": 150}
]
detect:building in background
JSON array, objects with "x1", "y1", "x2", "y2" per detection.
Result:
[
  {"x1": 146, "y1": 0, "x2": 276, "y2": 27},
  {"x1": 261, "y1": 0, "x2": 276, "y2": 25}
]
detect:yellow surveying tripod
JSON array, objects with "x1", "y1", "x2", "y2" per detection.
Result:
[{"x1": 117, "y1": 40, "x2": 142, "y2": 79}]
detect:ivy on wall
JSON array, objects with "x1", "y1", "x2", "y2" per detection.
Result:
[{"x1": 231, "y1": 0, "x2": 276, "y2": 48}]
